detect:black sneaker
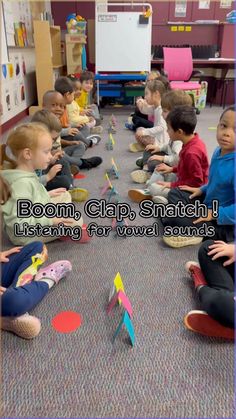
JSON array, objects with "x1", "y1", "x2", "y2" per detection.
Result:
[
  {"x1": 80, "y1": 157, "x2": 103, "y2": 170},
  {"x1": 136, "y1": 157, "x2": 144, "y2": 168}
]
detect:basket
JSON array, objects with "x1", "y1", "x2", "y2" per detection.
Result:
[{"x1": 66, "y1": 20, "x2": 87, "y2": 35}]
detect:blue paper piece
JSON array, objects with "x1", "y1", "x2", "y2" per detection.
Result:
[
  {"x1": 107, "y1": 186, "x2": 118, "y2": 203},
  {"x1": 113, "y1": 310, "x2": 135, "y2": 346},
  {"x1": 2, "y1": 64, "x2": 7, "y2": 79}
]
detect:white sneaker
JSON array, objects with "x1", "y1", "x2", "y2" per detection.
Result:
[
  {"x1": 87, "y1": 134, "x2": 101, "y2": 146},
  {"x1": 163, "y1": 236, "x2": 203, "y2": 248},
  {"x1": 131, "y1": 170, "x2": 150, "y2": 184},
  {"x1": 152, "y1": 195, "x2": 168, "y2": 204}
]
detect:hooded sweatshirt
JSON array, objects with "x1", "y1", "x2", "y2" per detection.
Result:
[
  {"x1": 200, "y1": 147, "x2": 235, "y2": 225},
  {"x1": 1, "y1": 170, "x2": 53, "y2": 245}
]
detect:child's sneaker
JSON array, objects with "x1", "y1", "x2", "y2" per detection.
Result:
[
  {"x1": 136, "y1": 157, "x2": 144, "y2": 168},
  {"x1": 131, "y1": 170, "x2": 150, "y2": 184},
  {"x1": 163, "y1": 236, "x2": 203, "y2": 248},
  {"x1": 69, "y1": 187, "x2": 89, "y2": 202},
  {"x1": 35, "y1": 260, "x2": 72, "y2": 284},
  {"x1": 152, "y1": 196, "x2": 168, "y2": 204},
  {"x1": 184, "y1": 261, "x2": 207, "y2": 288},
  {"x1": 125, "y1": 122, "x2": 134, "y2": 131},
  {"x1": 80, "y1": 157, "x2": 102, "y2": 170},
  {"x1": 90, "y1": 126, "x2": 103, "y2": 135},
  {"x1": 0, "y1": 314, "x2": 41, "y2": 339},
  {"x1": 128, "y1": 189, "x2": 152, "y2": 203},
  {"x1": 184, "y1": 310, "x2": 235, "y2": 339},
  {"x1": 129, "y1": 142, "x2": 145, "y2": 152},
  {"x1": 87, "y1": 134, "x2": 102, "y2": 146},
  {"x1": 70, "y1": 164, "x2": 80, "y2": 175}
]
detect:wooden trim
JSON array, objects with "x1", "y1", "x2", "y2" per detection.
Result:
[{"x1": 0, "y1": 108, "x2": 29, "y2": 135}]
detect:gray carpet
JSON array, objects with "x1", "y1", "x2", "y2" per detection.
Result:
[{"x1": 2, "y1": 106, "x2": 234, "y2": 418}]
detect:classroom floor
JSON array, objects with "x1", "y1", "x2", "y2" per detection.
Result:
[{"x1": 2, "y1": 105, "x2": 234, "y2": 418}]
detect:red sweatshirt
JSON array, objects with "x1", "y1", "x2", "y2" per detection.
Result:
[{"x1": 171, "y1": 133, "x2": 209, "y2": 188}]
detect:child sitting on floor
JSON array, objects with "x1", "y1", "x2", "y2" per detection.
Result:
[
  {"x1": 55, "y1": 77, "x2": 102, "y2": 146},
  {"x1": 128, "y1": 106, "x2": 209, "y2": 203},
  {"x1": 127, "y1": 73, "x2": 171, "y2": 132},
  {"x1": 0, "y1": 175, "x2": 72, "y2": 339},
  {"x1": 162, "y1": 106, "x2": 235, "y2": 248},
  {"x1": 42, "y1": 91, "x2": 102, "y2": 170},
  {"x1": 1, "y1": 123, "x2": 83, "y2": 246},
  {"x1": 76, "y1": 70, "x2": 102, "y2": 129},
  {"x1": 129, "y1": 80, "x2": 168, "y2": 153},
  {"x1": 130, "y1": 89, "x2": 192, "y2": 184},
  {"x1": 31, "y1": 109, "x2": 73, "y2": 190},
  {"x1": 184, "y1": 240, "x2": 234, "y2": 340}
]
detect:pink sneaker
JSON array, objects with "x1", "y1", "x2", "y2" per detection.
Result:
[{"x1": 34, "y1": 260, "x2": 72, "y2": 284}]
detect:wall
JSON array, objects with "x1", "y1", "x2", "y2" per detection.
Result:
[{"x1": 1, "y1": 0, "x2": 52, "y2": 129}]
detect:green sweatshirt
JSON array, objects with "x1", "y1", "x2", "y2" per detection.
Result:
[{"x1": 1, "y1": 170, "x2": 53, "y2": 245}]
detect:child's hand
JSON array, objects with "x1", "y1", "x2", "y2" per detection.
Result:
[
  {"x1": 47, "y1": 164, "x2": 62, "y2": 182},
  {"x1": 50, "y1": 151, "x2": 63, "y2": 163},
  {"x1": 179, "y1": 186, "x2": 203, "y2": 199},
  {"x1": 52, "y1": 217, "x2": 76, "y2": 226},
  {"x1": 156, "y1": 163, "x2": 172, "y2": 174},
  {"x1": 88, "y1": 117, "x2": 95, "y2": 122},
  {"x1": 80, "y1": 109, "x2": 86, "y2": 116},
  {"x1": 156, "y1": 181, "x2": 171, "y2": 188},
  {"x1": 85, "y1": 108, "x2": 93, "y2": 115},
  {"x1": 77, "y1": 123, "x2": 86, "y2": 129},
  {"x1": 68, "y1": 128, "x2": 79, "y2": 136},
  {"x1": 48, "y1": 188, "x2": 67, "y2": 197},
  {"x1": 148, "y1": 155, "x2": 164, "y2": 162},
  {"x1": 145, "y1": 144, "x2": 160, "y2": 153},
  {"x1": 136, "y1": 128, "x2": 145, "y2": 138},
  {"x1": 0, "y1": 247, "x2": 22, "y2": 262},
  {"x1": 136, "y1": 98, "x2": 145, "y2": 110},
  {"x1": 193, "y1": 209, "x2": 213, "y2": 225},
  {"x1": 0, "y1": 286, "x2": 7, "y2": 295},
  {"x1": 207, "y1": 241, "x2": 235, "y2": 266}
]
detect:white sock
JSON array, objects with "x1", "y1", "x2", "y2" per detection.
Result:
[{"x1": 38, "y1": 278, "x2": 55, "y2": 289}]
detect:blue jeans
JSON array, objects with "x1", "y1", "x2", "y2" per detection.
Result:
[{"x1": 1, "y1": 242, "x2": 49, "y2": 317}]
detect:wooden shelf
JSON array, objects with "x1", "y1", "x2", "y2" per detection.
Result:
[{"x1": 33, "y1": 20, "x2": 63, "y2": 107}]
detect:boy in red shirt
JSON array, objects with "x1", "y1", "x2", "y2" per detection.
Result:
[{"x1": 129, "y1": 106, "x2": 209, "y2": 203}]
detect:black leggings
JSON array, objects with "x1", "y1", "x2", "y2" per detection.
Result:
[
  {"x1": 132, "y1": 108, "x2": 154, "y2": 131},
  {"x1": 44, "y1": 158, "x2": 73, "y2": 191},
  {"x1": 198, "y1": 240, "x2": 235, "y2": 328},
  {"x1": 161, "y1": 188, "x2": 235, "y2": 242}
]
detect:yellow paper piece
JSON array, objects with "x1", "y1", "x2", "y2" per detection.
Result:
[
  {"x1": 109, "y1": 133, "x2": 115, "y2": 145},
  {"x1": 208, "y1": 127, "x2": 217, "y2": 130},
  {"x1": 178, "y1": 26, "x2": 185, "y2": 31},
  {"x1": 114, "y1": 272, "x2": 125, "y2": 293},
  {"x1": 185, "y1": 26, "x2": 192, "y2": 32},
  {"x1": 111, "y1": 158, "x2": 118, "y2": 171},
  {"x1": 105, "y1": 173, "x2": 113, "y2": 188},
  {"x1": 171, "y1": 26, "x2": 177, "y2": 31}
]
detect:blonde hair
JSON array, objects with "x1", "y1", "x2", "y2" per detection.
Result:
[
  {"x1": 7, "y1": 123, "x2": 50, "y2": 166},
  {"x1": 147, "y1": 70, "x2": 161, "y2": 81}
]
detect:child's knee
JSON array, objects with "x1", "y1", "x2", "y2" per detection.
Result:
[{"x1": 198, "y1": 239, "x2": 214, "y2": 264}]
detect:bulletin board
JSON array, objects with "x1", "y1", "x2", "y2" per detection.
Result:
[{"x1": 95, "y1": 2, "x2": 152, "y2": 72}]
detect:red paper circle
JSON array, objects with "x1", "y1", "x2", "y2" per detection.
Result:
[{"x1": 51, "y1": 311, "x2": 82, "y2": 333}]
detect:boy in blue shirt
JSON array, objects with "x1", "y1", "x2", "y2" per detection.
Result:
[{"x1": 162, "y1": 106, "x2": 235, "y2": 248}]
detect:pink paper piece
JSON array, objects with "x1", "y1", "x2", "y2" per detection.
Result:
[
  {"x1": 107, "y1": 290, "x2": 133, "y2": 318},
  {"x1": 101, "y1": 180, "x2": 110, "y2": 196}
]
